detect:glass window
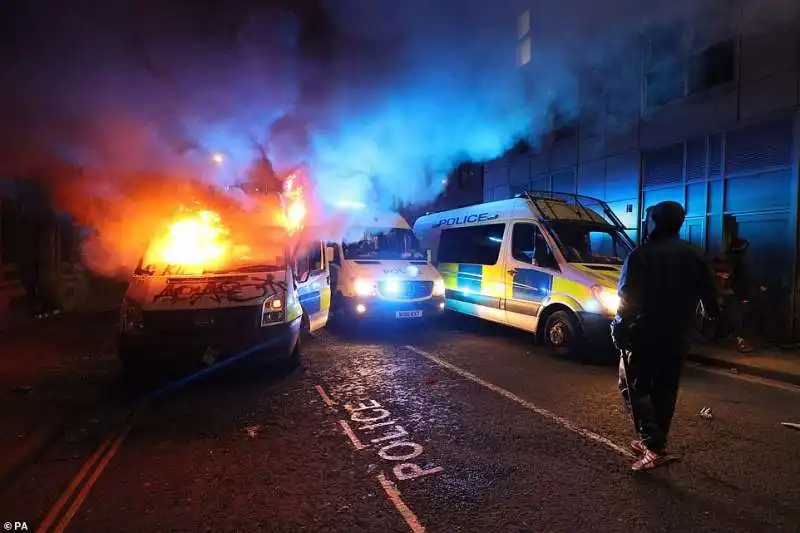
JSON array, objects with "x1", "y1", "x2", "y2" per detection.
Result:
[
  {"x1": 511, "y1": 223, "x2": 558, "y2": 268},
  {"x1": 438, "y1": 224, "x2": 505, "y2": 265},
  {"x1": 547, "y1": 221, "x2": 633, "y2": 265},
  {"x1": 308, "y1": 243, "x2": 323, "y2": 272},
  {"x1": 518, "y1": 9, "x2": 530, "y2": 39},
  {"x1": 511, "y1": 223, "x2": 538, "y2": 263},
  {"x1": 326, "y1": 242, "x2": 341, "y2": 265},
  {"x1": 518, "y1": 37, "x2": 531, "y2": 66},
  {"x1": 342, "y1": 227, "x2": 425, "y2": 261}
]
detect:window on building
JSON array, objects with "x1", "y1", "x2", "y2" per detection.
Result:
[
  {"x1": 438, "y1": 224, "x2": 506, "y2": 265},
  {"x1": 644, "y1": 24, "x2": 736, "y2": 112},
  {"x1": 518, "y1": 9, "x2": 530, "y2": 39},
  {"x1": 688, "y1": 39, "x2": 735, "y2": 94},
  {"x1": 518, "y1": 37, "x2": 532, "y2": 66},
  {"x1": 645, "y1": 59, "x2": 685, "y2": 110}
]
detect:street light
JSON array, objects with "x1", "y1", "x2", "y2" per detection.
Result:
[{"x1": 211, "y1": 152, "x2": 225, "y2": 165}]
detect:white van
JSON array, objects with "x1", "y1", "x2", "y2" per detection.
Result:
[
  {"x1": 117, "y1": 211, "x2": 327, "y2": 377},
  {"x1": 320, "y1": 207, "x2": 446, "y2": 325},
  {"x1": 413, "y1": 192, "x2": 635, "y2": 357}
]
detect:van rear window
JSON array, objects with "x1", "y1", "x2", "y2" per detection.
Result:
[{"x1": 438, "y1": 224, "x2": 506, "y2": 265}]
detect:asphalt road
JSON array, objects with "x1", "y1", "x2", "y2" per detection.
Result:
[{"x1": 1, "y1": 314, "x2": 800, "y2": 532}]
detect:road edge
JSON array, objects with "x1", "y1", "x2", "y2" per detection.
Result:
[{"x1": 687, "y1": 352, "x2": 800, "y2": 387}]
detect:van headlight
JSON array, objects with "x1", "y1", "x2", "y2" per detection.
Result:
[
  {"x1": 121, "y1": 298, "x2": 144, "y2": 333},
  {"x1": 261, "y1": 295, "x2": 285, "y2": 326},
  {"x1": 591, "y1": 285, "x2": 620, "y2": 314},
  {"x1": 354, "y1": 278, "x2": 377, "y2": 296},
  {"x1": 432, "y1": 279, "x2": 445, "y2": 296}
]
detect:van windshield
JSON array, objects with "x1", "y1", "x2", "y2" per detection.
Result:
[
  {"x1": 135, "y1": 241, "x2": 287, "y2": 277},
  {"x1": 342, "y1": 227, "x2": 426, "y2": 261},
  {"x1": 546, "y1": 221, "x2": 633, "y2": 265}
]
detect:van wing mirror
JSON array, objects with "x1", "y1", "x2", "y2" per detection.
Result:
[{"x1": 325, "y1": 246, "x2": 335, "y2": 263}]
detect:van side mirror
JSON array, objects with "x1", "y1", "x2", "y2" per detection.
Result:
[{"x1": 325, "y1": 246, "x2": 335, "y2": 263}]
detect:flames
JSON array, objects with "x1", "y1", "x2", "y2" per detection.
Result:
[
  {"x1": 143, "y1": 209, "x2": 232, "y2": 272},
  {"x1": 139, "y1": 176, "x2": 310, "y2": 274},
  {"x1": 281, "y1": 172, "x2": 307, "y2": 234},
  {"x1": 46, "y1": 161, "x2": 316, "y2": 279}
]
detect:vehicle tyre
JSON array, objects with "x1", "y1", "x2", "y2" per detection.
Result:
[
  {"x1": 300, "y1": 310, "x2": 313, "y2": 342},
  {"x1": 327, "y1": 292, "x2": 347, "y2": 331},
  {"x1": 543, "y1": 310, "x2": 584, "y2": 359},
  {"x1": 286, "y1": 336, "x2": 301, "y2": 369}
]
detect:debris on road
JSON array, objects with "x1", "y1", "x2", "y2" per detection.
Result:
[
  {"x1": 244, "y1": 425, "x2": 261, "y2": 439},
  {"x1": 699, "y1": 406, "x2": 713, "y2": 419},
  {"x1": 781, "y1": 422, "x2": 799, "y2": 432}
]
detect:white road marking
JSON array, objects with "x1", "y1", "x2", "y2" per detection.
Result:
[
  {"x1": 377, "y1": 473, "x2": 426, "y2": 533},
  {"x1": 404, "y1": 345, "x2": 636, "y2": 459},
  {"x1": 338, "y1": 420, "x2": 367, "y2": 450},
  {"x1": 315, "y1": 384, "x2": 337, "y2": 406},
  {"x1": 686, "y1": 363, "x2": 800, "y2": 393}
]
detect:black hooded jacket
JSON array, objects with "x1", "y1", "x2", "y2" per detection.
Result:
[{"x1": 611, "y1": 202, "x2": 719, "y2": 348}]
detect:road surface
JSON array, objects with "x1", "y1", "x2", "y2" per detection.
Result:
[{"x1": 1, "y1": 314, "x2": 799, "y2": 532}]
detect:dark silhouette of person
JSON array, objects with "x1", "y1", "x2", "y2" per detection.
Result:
[{"x1": 611, "y1": 201, "x2": 718, "y2": 471}]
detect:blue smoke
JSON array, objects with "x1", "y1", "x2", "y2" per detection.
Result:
[{"x1": 0, "y1": 0, "x2": 793, "y2": 212}]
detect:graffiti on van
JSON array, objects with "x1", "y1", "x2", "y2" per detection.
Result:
[{"x1": 152, "y1": 275, "x2": 287, "y2": 305}]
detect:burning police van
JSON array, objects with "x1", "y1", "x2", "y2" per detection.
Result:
[
  {"x1": 117, "y1": 203, "x2": 321, "y2": 377},
  {"x1": 414, "y1": 191, "x2": 635, "y2": 358},
  {"x1": 320, "y1": 206, "x2": 446, "y2": 325}
]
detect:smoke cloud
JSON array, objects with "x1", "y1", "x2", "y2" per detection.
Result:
[{"x1": 0, "y1": 0, "x2": 796, "y2": 277}]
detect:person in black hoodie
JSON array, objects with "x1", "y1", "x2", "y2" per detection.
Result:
[{"x1": 611, "y1": 201, "x2": 719, "y2": 471}]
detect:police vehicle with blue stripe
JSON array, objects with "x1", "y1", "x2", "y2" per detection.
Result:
[{"x1": 413, "y1": 192, "x2": 635, "y2": 358}]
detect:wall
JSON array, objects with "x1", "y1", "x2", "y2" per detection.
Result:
[{"x1": 484, "y1": 16, "x2": 800, "y2": 339}]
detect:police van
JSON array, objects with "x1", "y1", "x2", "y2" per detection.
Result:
[
  {"x1": 118, "y1": 204, "x2": 328, "y2": 378},
  {"x1": 413, "y1": 192, "x2": 635, "y2": 357},
  {"x1": 317, "y1": 206, "x2": 446, "y2": 325}
]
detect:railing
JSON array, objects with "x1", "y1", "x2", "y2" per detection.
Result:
[{"x1": 515, "y1": 190, "x2": 632, "y2": 230}]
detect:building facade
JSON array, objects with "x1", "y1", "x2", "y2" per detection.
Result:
[
  {"x1": 399, "y1": 163, "x2": 485, "y2": 225},
  {"x1": 485, "y1": 5, "x2": 800, "y2": 340}
]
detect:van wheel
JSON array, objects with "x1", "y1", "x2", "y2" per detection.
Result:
[
  {"x1": 328, "y1": 292, "x2": 346, "y2": 330},
  {"x1": 300, "y1": 311, "x2": 313, "y2": 341},
  {"x1": 286, "y1": 336, "x2": 302, "y2": 369},
  {"x1": 543, "y1": 310, "x2": 583, "y2": 359}
]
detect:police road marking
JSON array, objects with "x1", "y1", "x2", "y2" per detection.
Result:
[
  {"x1": 315, "y1": 384, "x2": 337, "y2": 407},
  {"x1": 338, "y1": 420, "x2": 367, "y2": 450},
  {"x1": 376, "y1": 473, "x2": 426, "y2": 533},
  {"x1": 404, "y1": 345, "x2": 636, "y2": 459}
]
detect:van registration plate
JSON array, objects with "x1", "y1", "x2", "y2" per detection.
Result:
[{"x1": 396, "y1": 310, "x2": 423, "y2": 318}]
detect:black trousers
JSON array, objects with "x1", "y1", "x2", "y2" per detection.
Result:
[{"x1": 618, "y1": 343, "x2": 685, "y2": 452}]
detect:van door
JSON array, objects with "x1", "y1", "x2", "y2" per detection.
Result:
[
  {"x1": 294, "y1": 241, "x2": 331, "y2": 331},
  {"x1": 504, "y1": 221, "x2": 559, "y2": 333}
]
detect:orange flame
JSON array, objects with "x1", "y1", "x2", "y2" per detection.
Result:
[
  {"x1": 281, "y1": 172, "x2": 307, "y2": 234},
  {"x1": 143, "y1": 209, "x2": 232, "y2": 272}
]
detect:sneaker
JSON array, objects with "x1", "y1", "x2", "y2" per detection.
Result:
[
  {"x1": 632, "y1": 449, "x2": 671, "y2": 471},
  {"x1": 630, "y1": 440, "x2": 646, "y2": 454},
  {"x1": 736, "y1": 338, "x2": 754, "y2": 353}
]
